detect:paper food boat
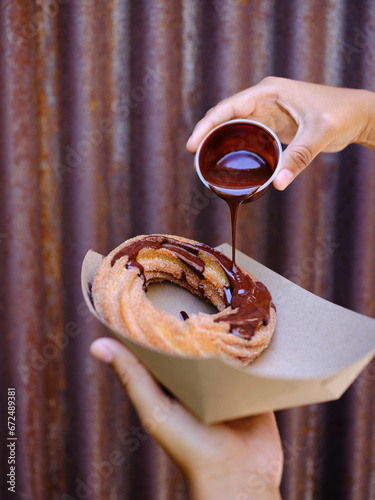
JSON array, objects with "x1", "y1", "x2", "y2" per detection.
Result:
[{"x1": 82, "y1": 244, "x2": 375, "y2": 424}]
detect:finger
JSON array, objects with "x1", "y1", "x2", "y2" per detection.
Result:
[
  {"x1": 186, "y1": 104, "x2": 236, "y2": 152},
  {"x1": 228, "y1": 412, "x2": 281, "y2": 449},
  {"x1": 90, "y1": 338, "x2": 205, "y2": 462},
  {"x1": 90, "y1": 338, "x2": 173, "y2": 422},
  {"x1": 229, "y1": 411, "x2": 276, "y2": 432},
  {"x1": 186, "y1": 91, "x2": 258, "y2": 152},
  {"x1": 273, "y1": 123, "x2": 330, "y2": 190}
]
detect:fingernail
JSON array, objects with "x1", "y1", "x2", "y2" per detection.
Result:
[
  {"x1": 91, "y1": 340, "x2": 114, "y2": 364},
  {"x1": 275, "y1": 169, "x2": 293, "y2": 190}
]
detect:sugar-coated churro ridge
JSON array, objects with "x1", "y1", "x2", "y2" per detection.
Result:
[{"x1": 92, "y1": 234, "x2": 276, "y2": 366}]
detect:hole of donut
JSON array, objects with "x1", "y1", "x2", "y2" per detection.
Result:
[{"x1": 146, "y1": 282, "x2": 218, "y2": 320}]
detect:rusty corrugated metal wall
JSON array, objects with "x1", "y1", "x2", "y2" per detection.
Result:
[{"x1": 0, "y1": 0, "x2": 374, "y2": 498}]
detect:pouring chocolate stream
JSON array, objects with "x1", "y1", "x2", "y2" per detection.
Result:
[{"x1": 199, "y1": 148, "x2": 274, "y2": 264}]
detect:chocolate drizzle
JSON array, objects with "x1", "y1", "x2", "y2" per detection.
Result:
[
  {"x1": 111, "y1": 235, "x2": 272, "y2": 339},
  {"x1": 179, "y1": 311, "x2": 189, "y2": 321}
]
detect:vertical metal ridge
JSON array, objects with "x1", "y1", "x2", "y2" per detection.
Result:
[
  {"x1": 178, "y1": 0, "x2": 204, "y2": 240},
  {"x1": 58, "y1": 2, "x2": 117, "y2": 498},
  {"x1": 35, "y1": 2, "x2": 68, "y2": 497},
  {"x1": 322, "y1": 0, "x2": 346, "y2": 85},
  {"x1": 1, "y1": 1, "x2": 49, "y2": 498},
  {"x1": 107, "y1": 0, "x2": 133, "y2": 248},
  {"x1": 105, "y1": 2, "x2": 135, "y2": 497},
  {"x1": 130, "y1": 0, "x2": 182, "y2": 235}
]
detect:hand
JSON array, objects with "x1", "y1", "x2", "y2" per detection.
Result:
[
  {"x1": 90, "y1": 338, "x2": 283, "y2": 500},
  {"x1": 186, "y1": 77, "x2": 375, "y2": 190}
]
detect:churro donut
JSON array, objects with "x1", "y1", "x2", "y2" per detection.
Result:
[{"x1": 92, "y1": 234, "x2": 276, "y2": 367}]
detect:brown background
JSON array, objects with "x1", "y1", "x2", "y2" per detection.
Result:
[{"x1": 0, "y1": 0, "x2": 375, "y2": 499}]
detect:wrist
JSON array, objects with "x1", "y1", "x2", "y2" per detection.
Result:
[
  {"x1": 187, "y1": 470, "x2": 282, "y2": 500},
  {"x1": 355, "y1": 89, "x2": 375, "y2": 148}
]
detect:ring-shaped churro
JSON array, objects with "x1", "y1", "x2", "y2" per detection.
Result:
[{"x1": 92, "y1": 234, "x2": 276, "y2": 367}]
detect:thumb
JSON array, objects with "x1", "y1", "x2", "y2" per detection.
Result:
[
  {"x1": 90, "y1": 338, "x2": 209, "y2": 468},
  {"x1": 273, "y1": 124, "x2": 328, "y2": 190},
  {"x1": 90, "y1": 338, "x2": 173, "y2": 424}
]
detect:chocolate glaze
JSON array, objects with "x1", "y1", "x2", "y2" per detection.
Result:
[
  {"x1": 179, "y1": 311, "x2": 189, "y2": 321},
  {"x1": 111, "y1": 235, "x2": 273, "y2": 339}
]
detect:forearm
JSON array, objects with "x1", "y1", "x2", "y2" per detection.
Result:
[{"x1": 355, "y1": 89, "x2": 375, "y2": 149}]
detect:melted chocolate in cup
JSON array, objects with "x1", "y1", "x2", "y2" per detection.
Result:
[{"x1": 195, "y1": 119, "x2": 282, "y2": 264}]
